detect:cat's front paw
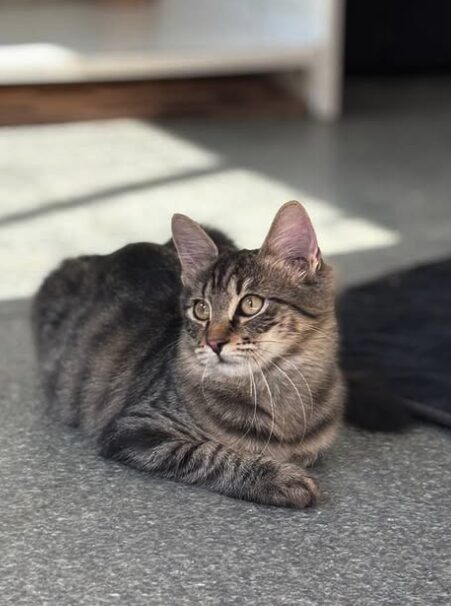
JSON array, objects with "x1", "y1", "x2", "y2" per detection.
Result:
[{"x1": 265, "y1": 464, "x2": 319, "y2": 508}]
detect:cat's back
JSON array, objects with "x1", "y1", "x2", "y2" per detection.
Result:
[
  {"x1": 32, "y1": 243, "x2": 182, "y2": 426},
  {"x1": 33, "y1": 242, "x2": 180, "y2": 347}
]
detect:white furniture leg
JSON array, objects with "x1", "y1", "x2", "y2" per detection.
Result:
[{"x1": 278, "y1": 0, "x2": 344, "y2": 121}]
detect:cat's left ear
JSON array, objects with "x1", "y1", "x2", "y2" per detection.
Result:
[
  {"x1": 259, "y1": 201, "x2": 321, "y2": 272},
  {"x1": 172, "y1": 214, "x2": 218, "y2": 284}
]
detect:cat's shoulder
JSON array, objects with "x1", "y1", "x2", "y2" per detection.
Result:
[
  {"x1": 101, "y1": 242, "x2": 181, "y2": 305},
  {"x1": 106, "y1": 241, "x2": 176, "y2": 272},
  {"x1": 35, "y1": 242, "x2": 180, "y2": 311}
]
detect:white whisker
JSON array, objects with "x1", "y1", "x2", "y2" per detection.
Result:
[
  {"x1": 251, "y1": 354, "x2": 275, "y2": 456},
  {"x1": 259, "y1": 351, "x2": 308, "y2": 441},
  {"x1": 229, "y1": 360, "x2": 259, "y2": 448},
  {"x1": 278, "y1": 355, "x2": 314, "y2": 419}
]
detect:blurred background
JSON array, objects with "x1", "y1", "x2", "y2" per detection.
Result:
[{"x1": 1, "y1": 0, "x2": 450, "y2": 300}]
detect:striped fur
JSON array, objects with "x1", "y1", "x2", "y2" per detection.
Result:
[{"x1": 33, "y1": 206, "x2": 344, "y2": 508}]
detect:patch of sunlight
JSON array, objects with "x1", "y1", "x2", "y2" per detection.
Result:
[
  {"x1": 0, "y1": 119, "x2": 222, "y2": 218},
  {"x1": 0, "y1": 44, "x2": 79, "y2": 70},
  {"x1": 0, "y1": 164, "x2": 399, "y2": 301}
]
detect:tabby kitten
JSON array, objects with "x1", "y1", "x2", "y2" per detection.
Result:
[{"x1": 33, "y1": 201, "x2": 345, "y2": 508}]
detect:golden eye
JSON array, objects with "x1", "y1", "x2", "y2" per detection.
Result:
[
  {"x1": 239, "y1": 295, "x2": 264, "y2": 317},
  {"x1": 193, "y1": 300, "x2": 210, "y2": 321}
]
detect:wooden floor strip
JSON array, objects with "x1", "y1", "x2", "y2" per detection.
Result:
[{"x1": 0, "y1": 75, "x2": 303, "y2": 126}]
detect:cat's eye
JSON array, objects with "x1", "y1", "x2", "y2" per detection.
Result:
[
  {"x1": 239, "y1": 295, "x2": 264, "y2": 317},
  {"x1": 192, "y1": 299, "x2": 210, "y2": 321}
]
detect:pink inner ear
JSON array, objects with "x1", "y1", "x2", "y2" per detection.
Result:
[{"x1": 261, "y1": 201, "x2": 320, "y2": 265}]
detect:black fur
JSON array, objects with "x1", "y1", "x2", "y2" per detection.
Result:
[{"x1": 340, "y1": 257, "x2": 451, "y2": 430}]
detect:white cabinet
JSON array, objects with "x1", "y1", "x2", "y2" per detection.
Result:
[{"x1": 0, "y1": 0, "x2": 344, "y2": 120}]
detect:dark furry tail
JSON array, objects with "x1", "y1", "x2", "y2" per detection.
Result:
[
  {"x1": 344, "y1": 371, "x2": 415, "y2": 431},
  {"x1": 338, "y1": 258, "x2": 451, "y2": 432}
]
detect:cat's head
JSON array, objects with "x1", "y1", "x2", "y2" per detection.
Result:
[{"x1": 172, "y1": 201, "x2": 336, "y2": 377}]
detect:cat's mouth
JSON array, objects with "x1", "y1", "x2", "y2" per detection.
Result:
[
  {"x1": 207, "y1": 353, "x2": 250, "y2": 378},
  {"x1": 208, "y1": 351, "x2": 243, "y2": 366},
  {"x1": 195, "y1": 345, "x2": 249, "y2": 369},
  {"x1": 195, "y1": 344, "x2": 278, "y2": 377},
  {"x1": 216, "y1": 353, "x2": 242, "y2": 365}
]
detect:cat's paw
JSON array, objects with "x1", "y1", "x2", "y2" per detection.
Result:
[{"x1": 265, "y1": 464, "x2": 319, "y2": 508}]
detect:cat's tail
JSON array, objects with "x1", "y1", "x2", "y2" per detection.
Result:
[
  {"x1": 338, "y1": 266, "x2": 431, "y2": 432},
  {"x1": 344, "y1": 371, "x2": 415, "y2": 431},
  {"x1": 338, "y1": 271, "x2": 418, "y2": 433},
  {"x1": 340, "y1": 258, "x2": 451, "y2": 431}
]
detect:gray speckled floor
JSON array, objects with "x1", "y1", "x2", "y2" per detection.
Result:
[
  {"x1": 1, "y1": 299, "x2": 450, "y2": 605},
  {"x1": 1, "y1": 79, "x2": 451, "y2": 605}
]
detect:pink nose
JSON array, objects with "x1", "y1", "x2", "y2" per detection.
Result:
[{"x1": 207, "y1": 339, "x2": 229, "y2": 355}]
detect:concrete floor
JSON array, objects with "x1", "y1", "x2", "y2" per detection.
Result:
[{"x1": 1, "y1": 79, "x2": 451, "y2": 605}]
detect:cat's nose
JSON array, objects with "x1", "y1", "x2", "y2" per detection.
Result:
[{"x1": 207, "y1": 338, "x2": 229, "y2": 355}]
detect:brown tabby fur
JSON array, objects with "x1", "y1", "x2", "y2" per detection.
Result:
[{"x1": 33, "y1": 202, "x2": 345, "y2": 508}]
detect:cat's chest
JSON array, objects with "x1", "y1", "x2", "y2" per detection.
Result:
[{"x1": 193, "y1": 377, "x2": 313, "y2": 455}]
